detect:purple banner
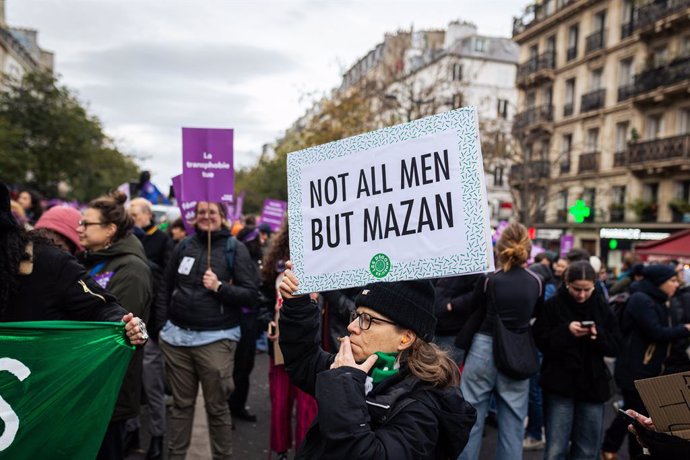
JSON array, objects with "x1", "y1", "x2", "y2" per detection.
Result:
[
  {"x1": 260, "y1": 198, "x2": 287, "y2": 233},
  {"x1": 233, "y1": 191, "x2": 245, "y2": 221},
  {"x1": 560, "y1": 234, "x2": 574, "y2": 258},
  {"x1": 172, "y1": 174, "x2": 196, "y2": 235},
  {"x1": 181, "y1": 127, "x2": 234, "y2": 204}
]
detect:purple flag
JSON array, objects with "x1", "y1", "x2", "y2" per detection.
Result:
[
  {"x1": 234, "y1": 191, "x2": 245, "y2": 221},
  {"x1": 182, "y1": 128, "x2": 234, "y2": 204},
  {"x1": 260, "y1": 199, "x2": 287, "y2": 233},
  {"x1": 172, "y1": 174, "x2": 196, "y2": 235},
  {"x1": 560, "y1": 234, "x2": 574, "y2": 258}
]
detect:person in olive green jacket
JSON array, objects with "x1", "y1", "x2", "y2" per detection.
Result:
[{"x1": 78, "y1": 190, "x2": 153, "y2": 460}]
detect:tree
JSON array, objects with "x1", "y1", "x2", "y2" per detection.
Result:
[{"x1": 0, "y1": 71, "x2": 139, "y2": 201}]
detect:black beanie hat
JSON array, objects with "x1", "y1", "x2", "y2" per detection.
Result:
[
  {"x1": 354, "y1": 280, "x2": 437, "y2": 342},
  {"x1": 643, "y1": 264, "x2": 677, "y2": 286}
]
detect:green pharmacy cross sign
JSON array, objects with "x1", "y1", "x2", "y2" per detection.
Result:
[{"x1": 569, "y1": 200, "x2": 591, "y2": 223}]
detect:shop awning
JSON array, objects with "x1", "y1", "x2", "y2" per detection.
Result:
[{"x1": 634, "y1": 229, "x2": 690, "y2": 258}]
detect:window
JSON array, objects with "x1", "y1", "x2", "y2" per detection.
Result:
[
  {"x1": 615, "y1": 122, "x2": 629, "y2": 153},
  {"x1": 567, "y1": 24, "x2": 579, "y2": 60},
  {"x1": 590, "y1": 68, "x2": 603, "y2": 91},
  {"x1": 453, "y1": 93, "x2": 464, "y2": 109},
  {"x1": 451, "y1": 63, "x2": 463, "y2": 81},
  {"x1": 586, "y1": 128, "x2": 599, "y2": 152},
  {"x1": 652, "y1": 46, "x2": 668, "y2": 67},
  {"x1": 612, "y1": 186, "x2": 626, "y2": 205},
  {"x1": 474, "y1": 38, "x2": 487, "y2": 52},
  {"x1": 593, "y1": 10, "x2": 606, "y2": 33},
  {"x1": 561, "y1": 134, "x2": 572, "y2": 173},
  {"x1": 529, "y1": 44, "x2": 539, "y2": 60},
  {"x1": 526, "y1": 91, "x2": 536, "y2": 109},
  {"x1": 497, "y1": 98, "x2": 509, "y2": 119},
  {"x1": 646, "y1": 114, "x2": 663, "y2": 139},
  {"x1": 546, "y1": 35, "x2": 556, "y2": 53},
  {"x1": 643, "y1": 183, "x2": 659, "y2": 203},
  {"x1": 539, "y1": 139, "x2": 550, "y2": 161},
  {"x1": 564, "y1": 78, "x2": 576, "y2": 115},
  {"x1": 680, "y1": 108, "x2": 690, "y2": 134},
  {"x1": 557, "y1": 190, "x2": 568, "y2": 221},
  {"x1": 493, "y1": 166, "x2": 504, "y2": 187},
  {"x1": 682, "y1": 36, "x2": 690, "y2": 58},
  {"x1": 618, "y1": 58, "x2": 633, "y2": 86},
  {"x1": 543, "y1": 86, "x2": 553, "y2": 106},
  {"x1": 583, "y1": 188, "x2": 597, "y2": 223}
]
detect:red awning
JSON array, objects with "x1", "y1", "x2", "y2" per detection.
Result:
[{"x1": 634, "y1": 229, "x2": 690, "y2": 257}]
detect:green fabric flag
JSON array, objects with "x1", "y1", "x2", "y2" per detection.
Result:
[{"x1": 0, "y1": 321, "x2": 133, "y2": 459}]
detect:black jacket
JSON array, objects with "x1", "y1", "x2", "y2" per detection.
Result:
[
  {"x1": 432, "y1": 274, "x2": 481, "y2": 336},
  {"x1": 79, "y1": 233, "x2": 153, "y2": 422},
  {"x1": 279, "y1": 295, "x2": 476, "y2": 459},
  {"x1": 666, "y1": 285, "x2": 690, "y2": 374},
  {"x1": 2, "y1": 243, "x2": 126, "y2": 322},
  {"x1": 614, "y1": 280, "x2": 690, "y2": 391},
  {"x1": 533, "y1": 286, "x2": 621, "y2": 403},
  {"x1": 161, "y1": 229, "x2": 259, "y2": 331},
  {"x1": 135, "y1": 224, "x2": 173, "y2": 339}
]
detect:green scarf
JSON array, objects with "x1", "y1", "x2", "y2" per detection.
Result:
[{"x1": 370, "y1": 351, "x2": 399, "y2": 385}]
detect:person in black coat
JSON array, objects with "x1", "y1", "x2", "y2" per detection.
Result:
[
  {"x1": 603, "y1": 264, "x2": 690, "y2": 458},
  {"x1": 432, "y1": 274, "x2": 481, "y2": 364},
  {"x1": 278, "y1": 261, "x2": 476, "y2": 459},
  {"x1": 533, "y1": 261, "x2": 621, "y2": 460}
]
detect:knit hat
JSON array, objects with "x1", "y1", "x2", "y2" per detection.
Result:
[
  {"x1": 34, "y1": 206, "x2": 84, "y2": 251},
  {"x1": 258, "y1": 222, "x2": 273, "y2": 235},
  {"x1": 643, "y1": 264, "x2": 677, "y2": 286},
  {"x1": 0, "y1": 182, "x2": 19, "y2": 231},
  {"x1": 354, "y1": 280, "x2": 436, "y2": 342}
]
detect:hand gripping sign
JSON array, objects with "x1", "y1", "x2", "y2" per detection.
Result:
[{"x1": 286, "y1": 107, "x2": 494, "y2": 294}]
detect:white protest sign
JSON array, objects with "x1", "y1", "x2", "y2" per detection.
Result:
[{"x1": 287, "y1": 107, "x2": 494, "y2": 293}]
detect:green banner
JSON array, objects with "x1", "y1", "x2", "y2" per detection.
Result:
[{"x1": 0, "y1": 321, "x2": 133, "y2": 459}]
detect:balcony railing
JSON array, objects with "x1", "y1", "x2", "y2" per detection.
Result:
[
  {"x1": 628, "y1": 134, "x2": 690, "y2": 165},
  {"x1": 618, "y1": 83, "x2": 636, "y2": 102},
  {"x1": 585, "y1": 29, "x2": 607, "y2": 54},
  {"x1": 613, "y1": 151, "x2": 627, "y2": 167},
  {"x1": 517, "y1": 51, "x2": 556, "y2": 80},
  {"x1": 514, "y1": 105, "x2": 554, "y2": 130},
  {"x1": 633, "y1": 57, "x2": 690, "y2": 95},
  {"x1": 512, "y1": 0, "x2": 576, "y2": 37},
  {"x1": 566, "y1": 46, "x2": 577, "y2": 61},
  {"x1": 578, "y1": 152, "x2": 599, "y2": 173},
  {"x1": 636, "y1": 0, "x2": 690, "y2": 31},
  {"x1": 563, "y1": 102, "x2": 574, "y2": 117},
  {"x1": 581, "y1": 89, "x2": 606, "y2": 112},
  {"x1": 510, "y1": 160, "x2": 551, "y2": 182},
  {"x1": 620, "y1": 22, "x2": 635, "y2": 39}
]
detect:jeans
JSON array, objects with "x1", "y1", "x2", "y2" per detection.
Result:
[
  {"x1": 525, "y1": 352, "x2": 544, "y2": 440},
  {"x1": 433, "y1": 334, "x2": 465, "y2": 365},
  {"x1": 543, "y1": 392, "x2": 604, "y2": 460},
  {"x1": 459, "y1": 333, "x2": 529, "y2": 460}
]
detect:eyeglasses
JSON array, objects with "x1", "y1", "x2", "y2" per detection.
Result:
[
  {"x1": 78, "y1": 220, "x2": 106, "y2": 228},
  {"x1": 349, "y1": 311, "x2": 397, "y2": 330},
  {"x1": 567, "y1": 285, "x2": 595, "y2": 294}
]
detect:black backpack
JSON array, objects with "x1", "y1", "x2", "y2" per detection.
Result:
[{"x1": 609, "y1": 292, "x2": 631, "y2": 332}]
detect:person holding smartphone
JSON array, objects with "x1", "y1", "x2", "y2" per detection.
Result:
[{"x1": 533, "y1": 261, "x2": 622, "y2": 459}]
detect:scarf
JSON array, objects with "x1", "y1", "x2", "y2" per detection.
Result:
[{"x1": 370, "y1": 351, "x2": 399, "y2": 385}]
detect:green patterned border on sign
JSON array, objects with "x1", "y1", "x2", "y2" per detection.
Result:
[{"x1": 286, "y1": 107, "x2": 494, "y2": 293}]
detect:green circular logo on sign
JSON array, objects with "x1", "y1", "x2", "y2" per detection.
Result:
[{"x1": 369, "y1": 253, "x2": 391, "y2": 278}]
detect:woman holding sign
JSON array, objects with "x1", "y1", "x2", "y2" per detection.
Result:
[
  {"x1": 278, "y1": 261, "x2": 476, "y2": 459},
  {"x1": 158, "y1": 200, "x2": 259, "y2": 460}
]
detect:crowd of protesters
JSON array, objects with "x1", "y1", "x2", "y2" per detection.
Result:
[{"x1": 3, "y1": 180, "x2": 690, "y2": 460}]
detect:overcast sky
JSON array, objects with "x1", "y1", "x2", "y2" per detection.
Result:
[{"x1": 9, "y1": 0, "x2": 522, "y2": 192}]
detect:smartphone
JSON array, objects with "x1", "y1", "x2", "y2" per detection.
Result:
[
  {"x1": 580, "y1": 320, "x2": 595, "y2": 328},
  {"x1": 267, "y1": 322, "x2": 275, "y2": 336},
  {"x1": 618, "y1": 409, "x2": 648, "y2": 433}
]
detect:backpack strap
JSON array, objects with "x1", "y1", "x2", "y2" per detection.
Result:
[{"x1": 224, "y1": 236, "x2": 237, "y2": 276}]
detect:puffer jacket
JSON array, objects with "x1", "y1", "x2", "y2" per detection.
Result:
[
  {"x1": 614, "y1": 279, "x2": 690, "y2": 391},
  {"x1": 280, "y1": 295, "x2": 476, "y2": 459},
  {"x1": 79, "y1": 233, "x2": 153, "y2": 422},
  {"x1": 160, "y1": 229, "x2": 259, "y2": 331}
]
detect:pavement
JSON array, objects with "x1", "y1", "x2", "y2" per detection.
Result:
[{"x1": 128, "y1": 352, "x2": 631, "y2": 460}]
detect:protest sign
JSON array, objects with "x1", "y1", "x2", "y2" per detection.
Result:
[
  {"x1": 261, "y1": 198, "x2": 287, "y2": 233},
  {"x1": 181, "y1": 127, "x2": 234, "y2": 204},
  {"x1": 0, "y1": 321, "x2": 133, "y2": 459},
  {"x1": 171, "y1": 174, "x2": 196, "y2": 235},
  {"x1": 635, "y1": 372, "x2": 690, "y2": 440},
  {"x1": 287, "y1": 107, "x2": 493, "y2": 293}
]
